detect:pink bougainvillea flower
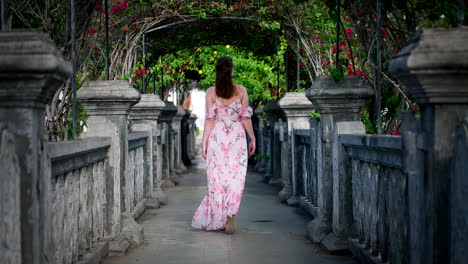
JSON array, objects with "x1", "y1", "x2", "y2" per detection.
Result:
[{"x1": 132, "y1": 78, "x2": 137, "y2": 82}]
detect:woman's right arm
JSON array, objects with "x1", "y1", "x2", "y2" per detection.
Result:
[{"x1": 202, "y1": 87, "x2": 214, "y2": 159}]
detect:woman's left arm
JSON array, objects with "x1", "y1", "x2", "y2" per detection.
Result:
[{"x1": 240, "y1": 87, "x2": 256, "y2": 156}]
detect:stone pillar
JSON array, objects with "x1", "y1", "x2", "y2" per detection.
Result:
[
  {"x1": 263, "y1": 100, "x2": 285, "y2": 185},
  {"x1": 188, "y1": 113, "x2": 198, "y2": 160},
  {"x1": 254, "y1": 106, "x2": 266, "y2": 173},
  {"x1": 172, "y1": 105, "x2": 187, "y2": 174},
  {"x1": 159, "y1": 101, "x2": 178, "y2": 187},
  {"x1": 389, "y1": 28, "x2": 468, "y2": 264},
  {"x1": 78, "y1": 80, "x2": 142, "y2": 253},
  {"x1": 0, "y1": 31, "x2": 71, "y2": 264},
  {"x1": 305, "y1": 76, "x2": 372, "y2": 251},
  {"x1": 130, "y1": 94, "x2": 167, "y2": 206},
  {"x1": 278, "y1": 92, "x2": 315, "y2": 204}
]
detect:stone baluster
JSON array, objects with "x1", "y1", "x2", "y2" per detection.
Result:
[
  {"x1": 172, "y1": 105, "x2": 187, "y2": 174},
  {"x1": 254, "y1": 106, "x2": 266, "y2": 173},
  {"x1": 306, "y1": 76, "x2": 372, "y2": 252},
  {"x1": 0, "y1": 31, "x2": 71, "y2": 264},
  {"x1": 263, "y1": 100, "x2": 284, "y2": 185},
  {"x1": 188, "y1": 113, "x2": 198, "y2": 160},
  {"x1": 77, "y1": 80, "x2": 142, "y2": 253},
  {"x1": 130, "y1": 94, "x2": 167, "y2": 206},
  {"x1": 389, "y1": 28, "x2": 468, "y2": 264},
  {"x1": 159, "y1": 101, "x2": 178, "y2": 187},
  {"x1": 278, "y1": 92, "x2": 315, "y2": 204}
]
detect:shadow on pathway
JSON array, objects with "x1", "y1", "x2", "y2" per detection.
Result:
[{"x1": 104, "y1": 156, "x2": 358, "y2": 264}]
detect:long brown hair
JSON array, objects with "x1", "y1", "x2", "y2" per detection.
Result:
[{"x1": 215, "y1": 56, "x2": 235, "y2": 99}]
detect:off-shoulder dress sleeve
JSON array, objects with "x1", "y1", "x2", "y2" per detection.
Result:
[{"x1": 240, "y1": 90, "x2": 253, "y2": 118}]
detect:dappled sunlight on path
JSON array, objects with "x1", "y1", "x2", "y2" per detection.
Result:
[{"x1": 104, "y1": 156, "x2": 358, "y2": 264}]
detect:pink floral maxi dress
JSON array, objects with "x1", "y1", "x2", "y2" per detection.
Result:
[{"x1": 192, "y1": 97, "x2": 253, "y2": 230}]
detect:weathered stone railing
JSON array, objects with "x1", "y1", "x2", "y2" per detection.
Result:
[
  {"x1": 340, "y1": 135, "x2": 408, "y2": 263},
  {"x1": 45, "y1": 138, "x2": 111, "y2": 263},
  {"x1": 254, "y1": 27, "x2": 468, "y2": 264},
  {"x1": 126, "y1": 132, "x2": 149, "y2": 219},
  {"x1": 0, "y1": 31, "x2": 197, "y2": 263},
  {"x1": 292, "y1": 120, "x2": 320, "y2": 217}
]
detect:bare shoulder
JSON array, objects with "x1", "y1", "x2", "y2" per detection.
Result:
[
  {"x1": 235, "y1": 84, "x2": 248, "y2": 97},
  {"x1": 207, "y1": 86, "x2": 215, "y2": 94},
  {"x1": 206, "y1": 86, "x2": 216, "y2": 98}
]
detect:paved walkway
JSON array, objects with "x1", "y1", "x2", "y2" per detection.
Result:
[{"x1": 104, "y1": 157, "x2": 357, "y2": 264}]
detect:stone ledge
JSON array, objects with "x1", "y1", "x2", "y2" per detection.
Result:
[
  {"x1": 128, "y1": 131, "x2": 148, "y2": 151},
  {"x1": 300, "y1": 197, "x2": 318, "y2": 218},
  {"x1": 132, "y1": 199, "x2": 147, "y2": 220},
  {"x1": 322, "y1": 233, "x2": 349, "y2": 254},
  {"x1": 48, "y1": 137, "x2": 112, "y2": 159},
  {"x1": 47, "y1": 137, "x2": 111, "y2": 176},
  {"x1": 76, "y1": 242, "x2": 109, "y2": 264},
  {"x1": 340, "y1": 134, "x2": 402, "y2": 168},
  {"x1": 348, "y1": 238, "x2": 385, "y2": 264}
]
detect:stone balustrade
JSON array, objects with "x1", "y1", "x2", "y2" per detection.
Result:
[
  {"x1": 254, "y1": 27, "x2": 468, "y2": 264},
  {"x1": 0, "y1": 31, "x2": 197, "y2": 263},
  {"x1": 45, "y1": 138, "x2": 112, "y2": 263}
]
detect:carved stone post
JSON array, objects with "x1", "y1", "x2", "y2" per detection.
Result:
[
  {"x1": 263, "y1": 100, "x2": 285, "y2": 185},
  {"x1": 130, "y1": 94, "x2": 167, "y2": 206},
  {"x1": 306, "y1": 76, "x2": 372, "y2": 251},
  {"x1": 172, "y1": 105, "x2": 187, "y2": 174},
  {"x1": 278, "y1": 92, "x2": 315, "y2": 204},
  {"x1": 159, "y1": 101, "x2": 178, "y2": 187},
  {"x1": 390, "y1": 28, "x2": 468, "y2": 264},
  {"x1": 78, "y1": 80, "x2": 142, "y2": 253},
  {"x1": 0, "y1": 31, "x2": 71, "y2": 264}
]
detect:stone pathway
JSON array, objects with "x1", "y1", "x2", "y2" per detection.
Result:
[{"x1": 104, "y1": 157, "x2": 358, "y2": 264}]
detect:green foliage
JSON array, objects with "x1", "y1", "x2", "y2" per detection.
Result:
[
  {"x1": 361, "y1": 111, "x2": 376, "y2": 134},
  {"x1": 309, "y1": 111, "x2": 321, "y2": 119},
  {"x1": 331, "y1": 65, "x2": 345, "y2": 83},
  {"x1": 131, "y1": 44, "x2": 286, "y2": 105},
  {"x1": 253, "y1": 154, "x2": 270, "y2": 161},
  {"x1": 60, "y1": 104, "x2": 88, "y2": 140}
]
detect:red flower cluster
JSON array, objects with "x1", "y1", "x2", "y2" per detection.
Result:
[
  {"x1": 135, "y1": 67, "x2": 148, "y2": 77},
  {"x1": 87, "y1": 46, "x2": 98, "y2": 51},
  {"x1": 95, "y1": 0, "x2": 102, "y2": 11},
  {"x1": 332, "y1": 43, "x2": 347, "y2": 54},
  {"x1": 345, "y1": 28, "x2": 352, "y2": 37},
  {"x1": 347, "y1": 68, "x2": 364, "y2": 76},
  {"x1": 111, "y1": 0, "x2": 129, "y2": 14},
  {"x1": 389, "y1": 130, "x2": 401, "y2": 136},
  {"x1": 234, "y1": 1, "x2": 248, "y2": 10},
  {"x1": 87, "y1": 27, "x2": 98, "y2": 35}
]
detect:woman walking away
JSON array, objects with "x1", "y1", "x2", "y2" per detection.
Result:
[{"x1": 191, "y1": 56, "x2": 256, "y2": 234}]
